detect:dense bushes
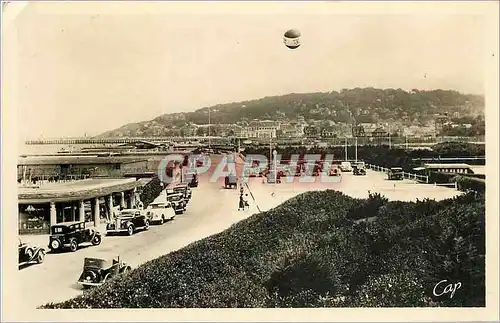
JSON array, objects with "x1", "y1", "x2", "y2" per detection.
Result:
[
  {"x1": 455, "y1": 176, "x2": 486, "y2": 193},
  {"x1": 41, "y1": 189, "x2": 484, "y2": 308},
  {"x1": 243, "y1": 142, "x2": 485, "y2": 173},
  {"x1": 138, "y1": 176, "x2": 163, "y2": 208}
]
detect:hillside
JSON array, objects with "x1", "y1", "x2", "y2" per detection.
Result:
[
  {"x1": 98, "y1": 88, "x2": 484, "y2": 137},
  {"x1": 42, "y1": 190, "x2": 484, "y2": 308}
]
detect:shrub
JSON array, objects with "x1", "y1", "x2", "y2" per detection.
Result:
[
  {"x1": 138, "y1": 176, "x2": 163, "y2": 207},
  {"x1": 41, "y1": 190, "x2": 485, "y2": 308}
]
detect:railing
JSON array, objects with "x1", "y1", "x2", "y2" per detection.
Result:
[{"x1": 365, "y1": 164, "x2": 429, "y2": 184}]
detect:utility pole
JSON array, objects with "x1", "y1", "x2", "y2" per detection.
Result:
[
  {"x1": 344, "y1": 137, "x2": 348, "y2": 161},
  {"x1": 388, "y1": 125, "x2": 392, "y2": 149},
  {"x1": 269, "y1": 137, "x2": 272, "y2": 166},
  {"x1": 355, "y1": 137, "x2": 358, "y2": 162},
  {"x1": 208, "y1": 108, "x2": 211, "y2": 149},
  {"x1": 273, "y1": 150, "x2": 277, "y2": 194}
]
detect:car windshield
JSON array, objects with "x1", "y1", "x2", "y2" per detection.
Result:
[{"x1": 83, "y1": 257, "x2": 109, "y2": 268}]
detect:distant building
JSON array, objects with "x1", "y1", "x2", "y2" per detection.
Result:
[{"x1": 238, "y1": 120, "x2": 278, "y2": 138}]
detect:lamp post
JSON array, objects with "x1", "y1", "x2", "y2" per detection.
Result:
[
  {"x1": 273, "y1": 149, "x2": 277, "y2": 194},
  {"x1": 355, "y1": 137, "x2": 358, "y2": 162},
  {"x1": 208, "y1": 108, "x2": 211, "y2": 149},
  {"x1": 269, "y1": 137, "x2": 272, "y2": 166},
  {"x1": 344, "y1": 137, "x2": 348, "y2": 161}
]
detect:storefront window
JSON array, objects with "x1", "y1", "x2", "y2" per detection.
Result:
[{"x1": 18, "y1": 204, "x2": 50, "y2": 234}]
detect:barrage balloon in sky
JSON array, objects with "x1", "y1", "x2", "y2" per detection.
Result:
[{"x1": 283, "y1": 29, "x2": 301, "y2": 50}]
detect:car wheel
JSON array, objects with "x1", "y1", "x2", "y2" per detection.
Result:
[
  {"x1": 50, "y1": 239, "x2": 60, "y2": 251},
  {"x1": 26, "y1": 248, "x2": 33, "y2": 260},
  {"x1": 69, "y1": 239, "x2": 78, "y2": 252},
  {"x1": 91, "y1": 234, "x2": 102, "y2": 246},
  {"x1": 36, "y1": 250, "x2": 45, "y2": 264},
  {"x1": 127, "y1": 225, "x2": 134, "y2": 236},
  {"x1": 144, "y1": 220, "x2": 150, "y2": 230}
]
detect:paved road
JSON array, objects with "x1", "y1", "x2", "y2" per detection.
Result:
[{"x1": 17, "y1": 154, "x2": 461, "y2": 310}]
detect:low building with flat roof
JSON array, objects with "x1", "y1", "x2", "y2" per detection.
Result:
[
  {"x1": 18, "y1": 178, "x2": 147, "y2": 235},
  {"x1": 422, "y1": 163, "x2": 474, "y2": 174}
]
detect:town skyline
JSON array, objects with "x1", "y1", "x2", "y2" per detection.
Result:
[{"x1": 11, "y1": 2, "x2": 488, "y2": 139}]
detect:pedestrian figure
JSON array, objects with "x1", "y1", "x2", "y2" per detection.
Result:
[{"x1": 238, "y1": 193, "x2": 245, "y2": 211}]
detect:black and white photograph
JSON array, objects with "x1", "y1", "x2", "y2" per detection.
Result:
[{"x1": 1, "y1": 1, "x2": 499, "y2": 321}]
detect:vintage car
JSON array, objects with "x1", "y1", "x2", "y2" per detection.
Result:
[
  {"x1": 48, "y1": 221, "x2": 102, "y2": 253},
  {"x1": 353, "y1": 161, "x2": 366, "y2": 170},
  {"x1": 19, "y1": 239, "x2": 45, "y2": 266},
  {"x1": 184, "y1": 170, "x2": 199, "y2": 188},
  {"x1": 77, "y1": 256, "x2": 131, "y2": 289},
  {"x1": 224, "y1": 174, "x2": 238, "y2": 189},
  {"x1": 146, "y1": 201, "x2": 176, "y2": 224},
  {"x1": 267, "y1": 170, "x2": 282, "y2": 184},
  {"x1": 339, "y1": 161, "x2": 353, "y2": 172},
  {"x1": 243, "y1": 166, "x2": 261, "y2": 178},
  {"x1": 166, "y1": 192, "x2": 187, "y2": 215},
  {"x1": 167, "y1": 184, "x2": 192, "y2": 202},
  {"x1": 388, "y1": 167, "x2": 404, "y2": 180},
  {"x1": 353, "y1": 165, "x2": 367, "y2": 176},
  {"x1": 106, "y1": 209, "x2": 150, "y2": 236},
  {"x1": 329, "y1": 166, "x2": 341, "y2": 176}
]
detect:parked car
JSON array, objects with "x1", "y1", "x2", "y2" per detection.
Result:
[
  {"x1": 146, "y1": 201, "x2": 176, "y2": 224},
  {"x1": 106, "y1": 209, "x2": 150, "y2": 236},
  {"x1": 353, "y1": 165, "x2": 367, "y2": 176},
  {"x1": 224, "y1": 174, "x2": 238, "y2": 189},
  {"x1": 166, "y1": 192, "x2": 187, "y2": 215},
  {"x1": 329, "y1": 166, "x2": 341, "y2": 176},
  {"x1": 77, "y1": 256, "x2": 131, "y2": 289},
  {"x1": 167, "y1": 184, "x2": 192, "y2": 202},
  {"x1": 267, "y1": 170, "x2": 282, "y2": 183},
  {"x1": 388, "y1": 167, "x2": 404, "y2": 180},
  {"x1": 340, "y1": 161, "x2": 352, "y2": 172},
  {"x1": 49, "y1": 221, "x2": 102, "y2": 253},
  {"x1": 243, "y1": 167, "x2": 261, "y2": 178},
  {"x1": 353, "y1": 161, "x2": 366, "y2": 170},
  {"x1": 19, "y1": 239, "x2": 45, "y2": 266},
  {"x1": 184, "y1": 170, "x2": 199, "y2": 188}
]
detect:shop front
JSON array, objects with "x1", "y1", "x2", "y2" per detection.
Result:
[{"x1": 19, "y1": 204, "x2": 50, "y2": 235}]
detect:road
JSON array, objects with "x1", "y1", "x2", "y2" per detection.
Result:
[{"x1": 17, "y1": 154, "x2": 461, "y2": 310}]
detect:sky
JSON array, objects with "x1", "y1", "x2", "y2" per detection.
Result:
[{"x1": 8, "y1": 2, "x2": 491, "y2": 140}]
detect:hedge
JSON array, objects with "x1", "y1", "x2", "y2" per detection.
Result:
[
  {"x1": 426, "y1": 171, "x2": 485, "y2": 193},
  {"x1": 138, "y1": 176, "x2": 163, "y2": 208},
  {"x1": 243, "y1": 142, "x2": 485, "y2": 173},
  {"x1": 41, "y1": 190, "x2": 484, "y2": 308}
]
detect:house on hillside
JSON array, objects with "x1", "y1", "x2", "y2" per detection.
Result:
[
  {"x1": 304, "y1": 126, "x2": 321, "y2": 138},
  {"x1": 371, "y1": 127, "x2": 388, "y2": 137},
  {"x1": 320, "y1": 127, "x2": 337, "y2": 138}
]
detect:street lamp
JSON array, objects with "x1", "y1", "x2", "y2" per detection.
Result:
[
  {"x1": 355, "y1": 137, "x2": 358, "y2": 162},
  {"x1": 344, "y1": 137, "x2": 348, "y2": 161},
  {"x1": 208, "y1": 108, "x2": 211, "y2": 149},
  {"x1": 273, "y1": 149, "x2": 277, "y2": 194}
]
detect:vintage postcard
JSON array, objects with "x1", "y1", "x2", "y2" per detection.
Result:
[{"x1": 1, "y1": 1, "x2": 499, "y2": 322}]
